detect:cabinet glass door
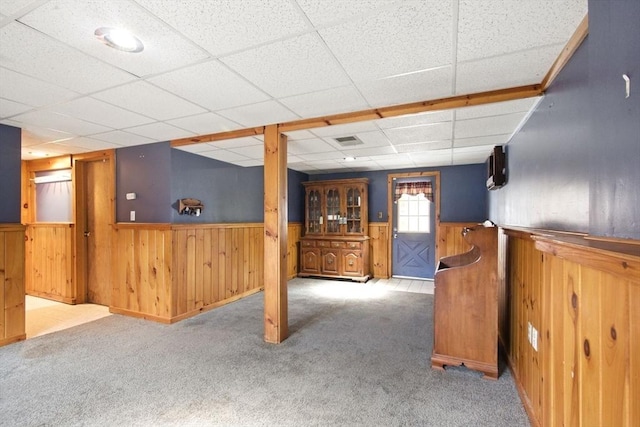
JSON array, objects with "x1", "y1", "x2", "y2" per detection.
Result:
[
  {"x1": 325, "y1": 188, "x2": 341, "y2": 234},
  {"x1": 345, "y1": 187, "x2": 362, "y2": 234},
  {"x1": 306, "y1": 189, "x2": 322, "y2": 234}
]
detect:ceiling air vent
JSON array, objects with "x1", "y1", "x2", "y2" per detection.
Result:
[{"x1": 334, "y1": 136, "x2": 363, "y2": 147}]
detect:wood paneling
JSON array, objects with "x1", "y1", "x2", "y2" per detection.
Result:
[
  {"x1": 503, "y1": 228, "x2": 639, "y2": 427},
  {"x1": 25, "y1": 224, "x2": 75, "y2": 304},
  {"x1": 288, "y1": 223, "x2": 302, "y2": 279},
  {"x1": 111, "y1": 222, "x2": 301, "y2": 324},
  {"x1": 0, "y1": 224, "x2": 26, "y2": 347},
  {"x1": 437, "y1": 222, "x2": 477, "y2": 261},
  {"x1": 369, "y1": 223, "x2": 388, "y2": 278}
]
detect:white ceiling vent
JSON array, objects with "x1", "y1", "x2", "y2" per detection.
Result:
[{"x1": 334, "y1": 136, "x2": 363, "y2": 147}]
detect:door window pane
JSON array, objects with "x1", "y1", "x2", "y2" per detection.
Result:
[{"x1": 397, "y1": 193, "x2": 431, "y2": 233}]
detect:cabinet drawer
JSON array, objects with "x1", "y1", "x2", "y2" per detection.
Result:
[
  {"x1": 301, "y1": 240, "x2": 315, "y2": 247},
  {"x1": 331, "y1": 241, "x2": 345, "y2": 248},
  {"x1": 316, "y1": 240, "x2": 330, "y2": 248},
  {"x1": 346, "y1": 241, "x2": 362, "y2": 250}
]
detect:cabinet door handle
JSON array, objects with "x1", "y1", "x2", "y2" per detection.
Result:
[{"x1": 348, "y1": 260, "x2": 354, "y2": 266}]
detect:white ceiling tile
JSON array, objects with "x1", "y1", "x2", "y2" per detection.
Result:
[
  {"x1": 283, "y1": 129, "x2": 317, "y2": 140},
  {"x1": 18, "y1": 0, "x2": 209, "y2": 77},
  {"x1": 310, "y1": 121, "x2": 379, "y2": 138},
  {"x1": 456, "y1": 45, "x2": 561, "y2": 94},
  {"x1": 296, "y1": 0, "x2": 398, "y2": 27},
  {"x1": 0, "y1": 98, "x2": 32, "y2": 118},
  {"x1": 136, "y1": 0, "x2": 309, "y2": 56},
  {"x1": 227, "y1": 144, "x2": 264, "y2": 160},
  {"x1": 167, "y1": 113, "x2": 242, "y2": 135},
  {"x1": 93, "y1": 81, "x2": 206, "y2": 121},
  {"x1": 384, "y1": 122, "x2": 453, "y2": 145},
  {"x1": 319, "y1": 1, "x2": 452, "y2": 81},
  {"x1": 279, "y1": 85, "x2": 369, "y2": 118},
  {"x1": 0, "y1": 0, "x2": 41, "y2": 16},
  {"x1": 217, "y1": 100, "x2": 299, "y2": 127},
  {"x1": 341, "y1": 145, "x2": 397, "y2": 157},
  {"x1": 372, "y1": 154, "x2": 415, "y2": 168},
  {"x1": 91, "y1": 130, "x2": 156, "y2": 146},
  {"x1": 11, "y1": 110, "x2": 111, "y2": 136},
  {"x1": 56, "y1": 136, "x2": 123, "y2": 150},
  {"x1": 0, "y1": 67, "x2": 79, "y2": 107},
  {"x1": 288, "y1": 138, "x2": 338, "y2": 155},
  {"x1": 14, "y1": 123, "x2": 75, "y2": 144},
  {"x1": 235, "y1": 159, "x2": 263, "y2": 168},
  {"x1": 396, "y1": 141, "x2": 452, "y2": 153},
  {"x1": 299, "y1": 151, "x2": 345, "y2": 162},
  {"x1": 409, "y1": 149, "x2": 453, "y2": 165},
  {"x1": 198, "y1": 149, "x2": 250, "y2": 163},
  {"x1": 0, "y1": 22, "x2": 135, "y2": 93},
  {"x1": 208, "y1": 137, "x2": 262, "y2": 149},
  {"x1": 358, "y1": 66, "x2": 453, "y2": 108},
  {"x1": 149, "y1": 60, "x2": 270, "y2": 112},
  {"x1": 51, "y1": 97, "x2": 154, "y2": 129},
  {"x1": 377, "y1": 110, "x2": 453, "y2": 130},
  {"x1": 454, "y1": 113, "x2": 527, "y2": 139},
  {"x1": 451, "y1": 145, "x2": 495, "y2": 165},
  {"x1": 223, "y1": 33, "x2": 350, "y2": 98},
  {"x1": 456, "y1": 97, "x2": 540, "y2": 120},
  {"x1": 175, "y1": 143, "x2": 220, "y2": 154},
  {"x1": 28, "y1": 142, "x2": 91, "y2": 156},
  {"x1": 457, "y1": 0, "x2": 587, "y2": 62},
  {"x1": 125, "y1": 122, "x2": 194, "y2": 141},
  {"x1": 454, "y1": 134, "x2": 511, "y2": 148},
  {"x1": 287, "y1": 154, "x2": 305, "y2": 164}
]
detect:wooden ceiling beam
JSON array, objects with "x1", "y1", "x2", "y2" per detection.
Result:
[
  {"x1": 170, "y1": 84, "x2": 542, "y2": 147},
  {"x1": 541, "y1": 14, "x2": 589, "y2": 91}
]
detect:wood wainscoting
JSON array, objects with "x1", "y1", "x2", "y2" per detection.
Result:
[
  {"x1": 0, "y1": 224, "x2": 26, "y2": 347},
  {"x1": 366, "y1": 222, "x2": 478, "y2": 279},
  {"x1": 25, "y1": 223, "x2": 76, "y2": 304},
  {"x1": 111, "y1": 222, "x2": 302, "y2": 323},
  {"x1": 502, "y1": 228, "x2": 639, "y2": 427},
  {"x1": 437, "y1": 222, "x2": 476, "y2": 260}
]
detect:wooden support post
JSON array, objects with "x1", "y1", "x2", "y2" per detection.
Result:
[{"x1": 263, "y1": 125, "x2": 288, "y2": 343}]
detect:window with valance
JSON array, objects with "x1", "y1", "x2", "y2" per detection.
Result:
[{"x1": 394, "y1": 181, "x2": 433, "y2": 202}]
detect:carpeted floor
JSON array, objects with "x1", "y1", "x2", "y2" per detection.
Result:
[{"x1": 0, "y1": 278, "x2": 529, "y2": 426}]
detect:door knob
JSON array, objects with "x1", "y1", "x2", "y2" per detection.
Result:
[
  {"x1": 393, "y1": 233, "x2": 398, "y2": 239},
  {"x1": 84, "y1": 231, "x2": 91, "y2": 237}
]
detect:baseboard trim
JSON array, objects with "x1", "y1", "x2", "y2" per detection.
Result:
[
  {"x1": 0, "y1": 334, "x2": 26, "y2": 347},
  {"x1": 499, "y1": 339, "x2": 540, "y2": 427},
  {"x1": 26, "y1": 291, "x2": 76, "y2": 305},
  {"x1": 110, "y1": 287, "x2": 265, "y2": 325}
]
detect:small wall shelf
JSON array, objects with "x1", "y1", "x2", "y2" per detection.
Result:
[{"x1": 178, "y1": 198, "x2": 204, "y2": 216}]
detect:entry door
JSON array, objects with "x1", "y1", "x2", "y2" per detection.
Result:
[
  {"x1": 391, "y1": 178, "x2": 436, "y2": 279},
  {"x1": 85, "y1": 159, "x2": 111, "y2": 305}
]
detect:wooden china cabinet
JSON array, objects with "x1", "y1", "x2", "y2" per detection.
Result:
[{"x1": 299, "y1": 178, "x2": 370, "y2": 282}]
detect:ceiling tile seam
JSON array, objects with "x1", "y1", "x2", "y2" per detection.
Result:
[
  {"x1": 457, "y1": 41, "x2": 568, "y2": 65},
  {"x1": 0, "y1": 0, "x2": 48, "y2": 27},
  {"x1": 288, "y1": 2, "x2": 376, "y2": 114},
  {"x1": 451, "y1": 0, "x2": 460, "y2": 95},
  {"x1": 292, "y1": 0, "x2": 405, "y2": 31}
]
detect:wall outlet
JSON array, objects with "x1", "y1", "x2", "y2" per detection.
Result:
[{"x1": 130, "y1": 211, "x2": 136, "y2": 222}]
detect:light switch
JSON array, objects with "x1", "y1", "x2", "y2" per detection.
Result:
[
  {"x1": 130, "y1": 211, "x2": 136, "y2": 221},
  {"x1": 126, "y1": 192, "x2": 137, "y2": 200}
]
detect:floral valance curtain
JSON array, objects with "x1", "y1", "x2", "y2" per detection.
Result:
[{"x1": 394, "y1": 181, "x2": 433, "y2": 202}]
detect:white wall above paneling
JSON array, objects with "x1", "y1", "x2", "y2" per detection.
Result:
[{"x1": 1, "y1": 0, "x2": 587, "y2": 167}]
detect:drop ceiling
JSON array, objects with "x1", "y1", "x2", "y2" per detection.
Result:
[{"x1": 0, "y1": 0, "x2": 587, "y2": 173}]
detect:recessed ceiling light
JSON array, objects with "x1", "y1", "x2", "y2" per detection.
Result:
[
  {"x1": 344, "y1": 156, "x2": 356, "y2": 162},
  {"x1": 95, "y1": 27, "x2": 144, "y2": 53}
]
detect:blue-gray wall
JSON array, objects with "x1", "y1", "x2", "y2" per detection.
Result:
[
  {"x1": 170, "y1": 149, "x2": 307, "y2": 223},
  {"x1": 0, "y1": 124, "x2": 21, "y2": 223},
  {"x1": 116, "y1": 142, "x2": 172, "y2": 223},
  {"x1": 311, "y1": 164, "x2": 487, "y2": 223},
  {"x1": 488, "y1": 0, "x2": 640, "y2": 239},
  {"x1": 116, "y1": 143, "x2": 307, "y2": 223}
]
